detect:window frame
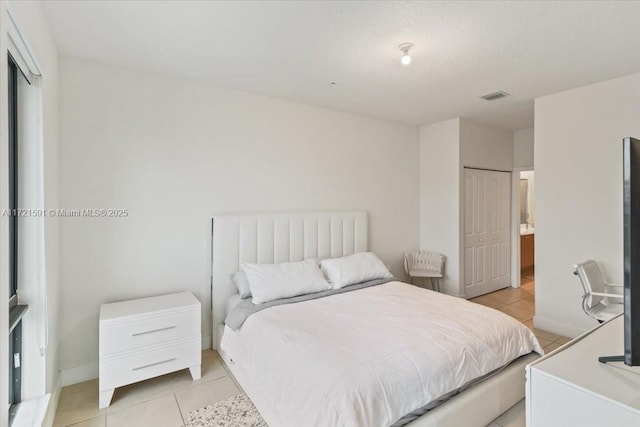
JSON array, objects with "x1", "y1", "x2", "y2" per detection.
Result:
[
  {"x1": 7, "y1": 54, "x2": 22, "y2": 415},
  {"x1": 8, "y1": 55, "x2": 18, "y2": 301}
]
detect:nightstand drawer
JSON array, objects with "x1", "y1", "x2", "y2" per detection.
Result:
[
  {"x1": 99, "y1": 336, "x2": 200, "y2": 390},
  {"x1": 100, "y1": 309, "x2": 199, "y2": 356}
]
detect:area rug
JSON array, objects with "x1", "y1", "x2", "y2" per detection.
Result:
[{"x1": 186, "y1": 393, "x2": 267, "y2": 427}]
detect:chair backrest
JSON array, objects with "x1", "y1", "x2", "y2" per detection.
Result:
[
  {"x1": 404, "y1": 250, "x2": 446, "y2": 274},
  {"x1": 573, "y1": 260, "x2": 607, "y2": 309}
]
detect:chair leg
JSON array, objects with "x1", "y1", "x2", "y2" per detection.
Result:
[{"x1": 435, "y1": 278, "x2": 440, "y2": 292}]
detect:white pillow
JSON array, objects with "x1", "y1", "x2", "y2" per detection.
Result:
[
  {"x1": 230, "y1": 270, "x2": 252, "y2": 299},
  {"x1": 242, "y1": 259, "x2": 331, "y2": 304},
  {"x1": 320, "y1": 252, "x2": 392, "y2": 289}
]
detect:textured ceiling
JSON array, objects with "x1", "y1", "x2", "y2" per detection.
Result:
[{"x1": 42, "y1": 1, "x2": 640, "y2": 130}]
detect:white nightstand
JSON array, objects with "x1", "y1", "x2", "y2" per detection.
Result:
[{"x1": 99, "y1": 292, "x2": 201, "y2": 408}]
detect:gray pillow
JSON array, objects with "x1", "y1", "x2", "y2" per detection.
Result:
[{"x1": 231, "y1": 270, "x2": 252, "y2": 299}]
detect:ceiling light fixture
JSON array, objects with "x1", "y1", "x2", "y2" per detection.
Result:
[{"x1": 398, "y1": 43, "x2": 414, "y2": 66}]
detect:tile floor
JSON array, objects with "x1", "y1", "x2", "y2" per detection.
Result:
[
  {"x1": 53, "y1": 350, "x2": 239, "y2": 427},
  {"x1": 55, "y1": 273, "x2": 571, "y2": 427}
]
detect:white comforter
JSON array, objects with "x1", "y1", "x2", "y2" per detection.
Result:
[{"x1": 220, "y1": 281, "x2": 543, "y2": 427}]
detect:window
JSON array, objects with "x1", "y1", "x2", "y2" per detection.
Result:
[{"x1": 6, "y1": 11, "x2": 43, "y2": 424}]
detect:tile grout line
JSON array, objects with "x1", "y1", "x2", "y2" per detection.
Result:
[{"x1": 174, "y1": 393, "x2": 186, "y2": 427}]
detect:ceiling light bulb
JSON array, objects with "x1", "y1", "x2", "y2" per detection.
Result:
[{"x1": 398, "y1": 42, "x2": 414, "y2": 66}]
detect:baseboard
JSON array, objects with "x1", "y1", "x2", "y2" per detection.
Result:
[
  {"x1": 60, "y1": 363, "x2": 98, "y2": 387},
  {"x1": 42, "y1": 375, "x2": 61, "y2": 427},
  {"x1": 533, "y1": 315, "x2": 590, "y2": 339},
  {"x1": 60, "y1": 335, "x2": 213, "y2": 387}
]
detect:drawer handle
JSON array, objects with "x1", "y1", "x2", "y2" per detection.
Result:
[
  {"x1": 132, "y1": 326, "x2": 176, "y2": 337},
  {"x1": 132, "y1": 358, "x2": 176, "y2": 371}
]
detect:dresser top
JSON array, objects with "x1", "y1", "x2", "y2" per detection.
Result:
[
  {"x1": 530, "y1": 315, "x2": 640, "y2": 412},
  {"x1": 100, "y1": 292, "x2": 200, "y2": 321}
]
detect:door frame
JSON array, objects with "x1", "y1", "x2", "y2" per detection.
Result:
[{"x1": 510, "y1": 166, "x2": 534, "y2": 288}]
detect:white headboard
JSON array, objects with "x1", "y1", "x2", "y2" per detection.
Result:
[{"x1": 211, "y1": 211, "x2": 368, "y2": 348}]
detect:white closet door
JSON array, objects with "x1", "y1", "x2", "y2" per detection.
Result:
[{"x1": 464, "y1": 168, "x2": 511, "y2": 298}]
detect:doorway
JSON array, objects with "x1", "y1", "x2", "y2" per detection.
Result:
[{"x1": 518, "y1": 170, "x2": 535, "y2": 294}]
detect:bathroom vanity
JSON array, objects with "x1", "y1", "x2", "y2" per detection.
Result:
[{"x1": 520, "y1": 228, "x2": 535, "y2": 271}]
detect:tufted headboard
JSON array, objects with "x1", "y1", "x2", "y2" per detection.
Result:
[{"x1": 211, "y1": 211, "x2": 368, "y2": 348}]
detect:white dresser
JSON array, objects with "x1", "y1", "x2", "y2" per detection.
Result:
[
  {"x1": 99, "y1": 292, "x2": 201, "y2": 408},
  {"x1": 526, "y1": 315, "x2": 640, "y2": 426}
]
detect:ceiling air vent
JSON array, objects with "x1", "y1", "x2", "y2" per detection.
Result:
[{"x1": 480, "y1": 91, "x2": 509, "y2": 101}]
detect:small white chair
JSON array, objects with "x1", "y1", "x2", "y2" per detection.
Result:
[
  {"x1": 404, "y1": 251, "x2": 445, "y2": 292},
  {"x1": 573, "y1": 260, "x2": 623, "y2": 323}
]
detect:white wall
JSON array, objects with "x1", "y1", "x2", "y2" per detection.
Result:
[
  {"x1": 419, "y1": 118, "x2": 514, "y2": 296},
  {"x1": 419, "y1": 118, "x2": 460, "y2": 295},
  {"x1": 58, "y1": 56, "x2": 420, "y2": 379},
  {"x1": 514, "y1": 128, "x2": 534, "y2": 168},
  {"x1": 460, "y1": 119, "x2": 514, "y2": 172},
  {"x1": 1, "y1": 0, "x2": 60, "y2": 411},
  {"x1": 459, "y1": 119, "x2": 514, "y2": 293},
  {"x1": 535, "y1": 72, "x2": 640, "y2": 337}
]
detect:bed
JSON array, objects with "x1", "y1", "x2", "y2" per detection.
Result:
[{"x1": 211, "y1": 211, "x2": 542, "y2": 427}]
